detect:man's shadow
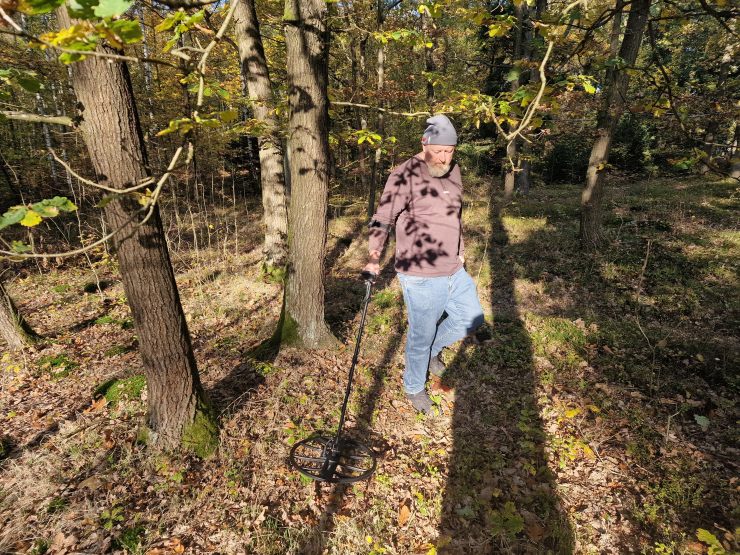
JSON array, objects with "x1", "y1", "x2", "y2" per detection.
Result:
[{"x1": 437, "y1": 198, "x2": 574, "y2": 553}]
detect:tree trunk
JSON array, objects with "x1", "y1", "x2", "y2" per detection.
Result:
[
  {"x1": 503, "y1": 138, "x2": 518, "y2": 201},
  {"x1": 422, "y1": 10, "x2": 436, "y2": 106},
  {"x1": 369, "y1": 0, "x2": 387, "y2": 218},
  {"x1": 281, "y1": 0, "x2": 337, "y2": 348},
  {"x1": 580, "y1": 0, "x2": 650, "y2": 249},
  {"x1": 234, "y1": 0, "x2": 289, "y2": 271},
  {"x1": 503, "y1": 2, "x2": 526, "y2": 201},
  {"x1": 698, "y1": 121, "x2": 718, "y2": 175},
  {"x1": 730, "y1": 126, "x2": 740, "y2": 179},
  {"x1": 56, "y1": 8, "x2": 215, "y2": 454},
  {"x1": 0, "y1": 280, "x2": 38, "y2": 350}
]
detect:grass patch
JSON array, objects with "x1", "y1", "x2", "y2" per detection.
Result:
[
  {"x1": 114, "y1": 526, "x2": 145, "y2": 553},
  {"x1": 94, "y1": 375, "x2": 146, "y2": 406},
  {"x1": 104, "y1": 344, "x2": 134, "y2": 357},
  {"x1": 372, "y1": 288, "x2": 400, "y2": 309},
  {"x1": 95, "y1": 315, "x2": 134, "y2": 329},
  {"x1": 37, "y1": 353, "x2": 78, "y2": 380}
]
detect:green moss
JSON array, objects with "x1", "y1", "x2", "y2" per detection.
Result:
[
  {"x1": 261, "y1": 263, "x2": 286, "y2": 284},
  {"x1": 135, "y1": 425, "x2": 150, "y2": 446},
  {"x1": 104, "y1": 344, "x2": 133, "y2": 357},
  {"x1": 94, "y1": 375, "x2": 146, "y2": 406},
  {"x1": 114, "y1": 526, "x2": 145, "y2": 553},
  {"x1": 181, "y1": 402, "x2": 218, "y2": 459},
  {"x1": 279, "y1": 311, "x2": 300, "y2": 346},
  {"x1": 372, "y1": 289, "x2": 399, "y2": 309},
  {"x1": 38, "y1": 354, "x2": 78, "y2": 380}
]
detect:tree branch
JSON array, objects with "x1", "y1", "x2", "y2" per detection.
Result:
[
  {"x1": 153, "y1": 0, "x2": 220, "y2": 7},
  {"x1": 0, "y1": 145, "x2": 191, "y2": 259},
  {"x1": 1, "y1": 111, "x2": 73, "y2": 126},
  {"x1": 332, "y1": 101, "x2": 432, "y2": 118}
]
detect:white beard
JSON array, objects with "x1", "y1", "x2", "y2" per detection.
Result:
[{"x1": 428, "y1": 163, "x2": 451, "y2": 177}]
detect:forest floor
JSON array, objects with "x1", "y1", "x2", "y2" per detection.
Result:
[{"x1": 0, "y1": 175, "x2": 738, "y2": 555}]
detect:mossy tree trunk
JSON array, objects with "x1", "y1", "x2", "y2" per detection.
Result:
[
  {"x1": 234, "y1": 0, "x2": 289, "y2": 272},
  {"x1": 57, "y1": 8, "x2": 216, "y2": 455},
  {"x1": 0, "y1": 280, "x2": 38, "y2": 351},
  {"x1": 580, "y1": 0, "x2": 650, "y2": 249},
  {"x1": 281, "y1": 0, "x2": 337, "y2": 349}
]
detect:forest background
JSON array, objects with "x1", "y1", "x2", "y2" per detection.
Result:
[{"x1": 0, "y1": 0, "x2": 738, "y2": 552}]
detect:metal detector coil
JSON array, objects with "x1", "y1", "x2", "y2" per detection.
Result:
[{"x1": 289, "y1": 272, "x2": 378, "y2": 484}]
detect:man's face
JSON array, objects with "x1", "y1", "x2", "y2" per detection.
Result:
[{"x1": 422, "y1": 144, "x2": 455, "y2": 177}]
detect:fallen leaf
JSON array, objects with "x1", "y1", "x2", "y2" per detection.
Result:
[
  {"x1": 162, "y1": 537, "x2": 185, "y2": 554},
  {"x1": 79, "y1": 476, "x2": 105, "y2": 490},
  {"x1": 682, "y1": 540, "x2": 706, "y2": 553},
  {"x1": 398, "y1": 502, "x2": 410, "y2": 526},
  {"x1": 84, "y1": 397, "x2": 107, "y2": 413}
]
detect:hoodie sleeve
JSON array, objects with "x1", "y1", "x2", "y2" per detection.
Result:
[{"x1": 368, "y1": 165, "x2": 412, "y2": 254}]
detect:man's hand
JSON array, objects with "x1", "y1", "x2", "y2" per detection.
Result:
[{"x1": 364, "y1": 250, "x2": 381, "y2": 275}]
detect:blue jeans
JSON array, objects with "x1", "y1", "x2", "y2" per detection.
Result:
[{"x1": 398, "y1": 268, "x2": 485, "y2": 394}]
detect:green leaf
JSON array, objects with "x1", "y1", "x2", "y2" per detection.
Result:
[
  {"x1": 219, "y1": 110, "x2": 239, "y2": 123},
  {"x1": 0, "y1": 206, "x2": 27, "y2": 231},
  {"x1": 11, "y1": 241, "x2": 31, "y2": 253},
  {"x1": 155, "y1": 11, "x2": 185, "y2": 32},
  {"x1": 94, "y1": 0, "x2": 132, "y2": 18},
  {"x1": 17, "y1": 0, "x2": 65, "y2": 15},
  {"x1": 505, "y1": 68, "x2": 520, "y2": 83},
  {"x1": 32, "y1": 204, "x2": 59, "y2": 218},
  {"x1": 109, "y1": 20, "x2": 143, "y2": 43},
  {"x1": 696, "y1": 528, "x2": 716, "y2": 543},
  {"x1": 59, "y1": 52, "x2": 87, "y2": 64},
  {"x1": 693, "y1": 414, "x2": 710, "y2": 431},
  {"x1": 67, "y1": 0, "x2": 99, "y2": 19},
  {"x1": 96, "y1": 194, "x2": 119, "y2": 208},
  {"x1": 16, "y1": 74, "x2": 42, "y2": 93},
  {"x1": 43, "y1": 197, "x2": 75, "y2": 211},
  {"x1": 20, "y1": 210, "x2": 42, "y2": 227}
]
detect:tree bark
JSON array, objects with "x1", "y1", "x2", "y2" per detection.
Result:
[
  {"x1": 234, "y1": 0, "x2": 289, "y2": 271},
  {"x1": 580, "y1": 0, "x2": 650, "y2": 249},
  {"x1": 368, "y1": 0, "x2": 387, "y2": 218},
  {"x1": 56, "y1": 8, "x2": 214, "y2": 454},
  {"x1": 421, "y1": 10, "x2": 436, "y2": 106},
  {"x1": 0, "y1": 280, "x2": 38, "y2": 351},
  {"x1": 281, "y1": 0, "x2": 337, "y2": 348},
  {"x1": 503, "y1": 2, "x2": 526, "y2": 201}
]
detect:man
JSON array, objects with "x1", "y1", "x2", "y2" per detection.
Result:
[{"x1": 363, "y1": 115, "x2": 484, "y2": 415}]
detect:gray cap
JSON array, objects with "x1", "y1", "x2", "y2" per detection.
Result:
[{"x1": 421, "y1": 115, "x2": 458, "y2": 146}]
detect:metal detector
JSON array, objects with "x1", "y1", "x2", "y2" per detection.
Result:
[{"x1": 288, "y1": 272, "x2": 378, "y2": 483}]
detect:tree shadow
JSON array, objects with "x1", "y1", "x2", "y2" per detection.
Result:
[
  {"x1": 498, "y1": 179, "x2": 740, "y2": 549},
  {"x1": 437, "y1": 197, "x2": 574, "y2": 553}
]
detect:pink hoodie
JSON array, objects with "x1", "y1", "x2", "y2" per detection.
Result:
[{"x1": 369, "y1": 155, "x2": 464, "y2": 277}]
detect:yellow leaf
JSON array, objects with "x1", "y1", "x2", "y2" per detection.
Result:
[
  {"x1": 582, "y1": 444, "x2": 595, "y2": 459},
  {"x1": 587, "y1": 404, "x2": 600, "y2": 414},
  {"x1": 20, "y1": 209, "x2": 42, "y2": 227},
  {"x1": 366, "y1": 535, "x2": 373, "y2": 544},
  {"x1": 565, "y1": 408, "x2": 582, "y2": 418},
  {"x1": 136, "y1": 188, "x2": 153, "y2": 206}
]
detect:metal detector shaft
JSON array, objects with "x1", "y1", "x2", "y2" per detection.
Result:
[{"x1": 335, "y1": 273, "x2": 375, "y2": 440}]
